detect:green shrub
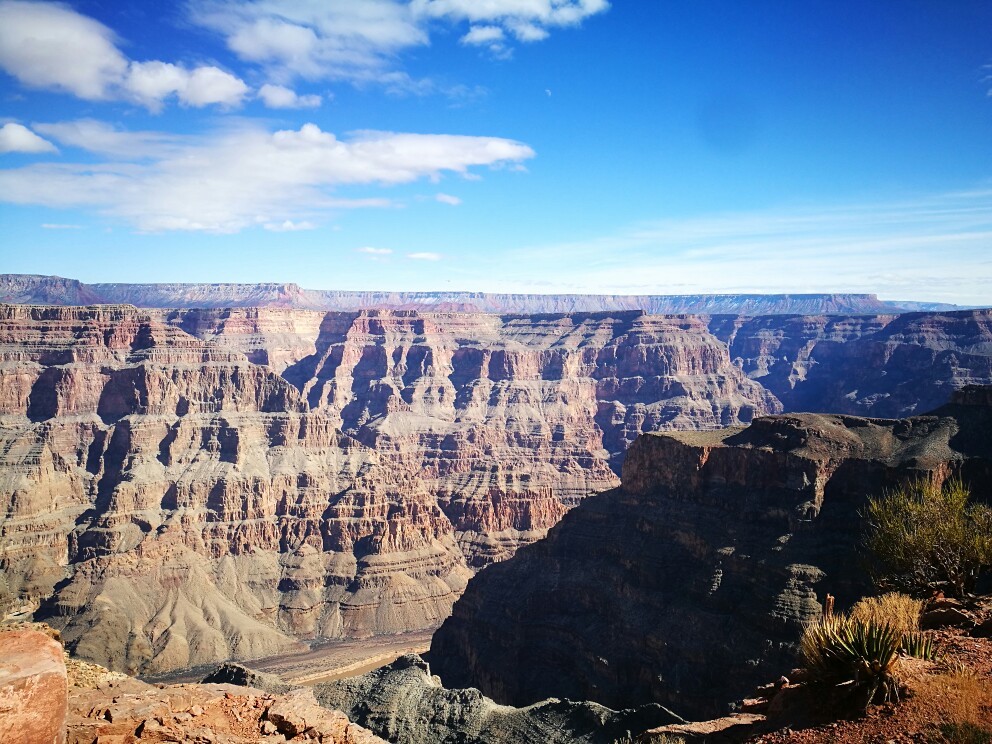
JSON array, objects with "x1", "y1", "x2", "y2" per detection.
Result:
[
  {"x1": 900, "y1": 631, "x2": 937, "y2": 660},
  {"x1": 864, "y1": 478, "x2": 992, "y2": 598},
  {"x1": 800, "y1": 615, "x2": 902, "y2": 710}
]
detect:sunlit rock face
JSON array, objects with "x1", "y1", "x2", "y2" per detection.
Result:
[{"x1": 1, "y1": 302, "x2": 990, "y2": 675}]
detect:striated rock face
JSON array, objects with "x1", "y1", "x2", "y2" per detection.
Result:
[
  {"x1": 283, "y1": 310, "x2": 777, "y2": 562},
  {"x1": 429, "y1": 386, "x2": 992, "y2": 719},
  {"x1": 160, "y1": 306, "x2": 326, "y2": 374},
  {"x1": 0, "y1": 629, "x2": 68, "y2": 744},
  {"x1": 712, "y1": 310, "x2": 992, "y2": 417},
  {"x1": 313, "y1": 653, "x2": 682, "y2": 744},
  {"x1": 0, "y1": 304, "x2": 471, "y2": 674}
]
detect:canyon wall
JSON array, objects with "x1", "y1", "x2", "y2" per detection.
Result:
[
  {"x1": 429, "y1": 386, "x2": 992, "y2": 719},
  {"x1": 0, "y1": 304, "x2": 775, "y2": 674},
  {"x1": 0, "y1": 274, "x2": 965, "y2": 314},
  {"x1": 1, "y1": 302, "x2": 991, "y2": 676}
]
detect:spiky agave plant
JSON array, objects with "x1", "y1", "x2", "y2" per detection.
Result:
[
  {"x1": 801, "y1": 616, "x2": 903, "y2": 710},
  {"x1": 900, "y1": 631, "x2": 938, "y2": 660}
]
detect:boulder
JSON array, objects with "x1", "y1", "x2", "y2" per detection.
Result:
[{"x1": 0, "y1": 629, "x2": 68, "y2": 744}]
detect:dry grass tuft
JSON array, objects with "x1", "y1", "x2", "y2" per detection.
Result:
[
  {"x1": 913, "y1": 666, "x2": 992, "y2": 741},
  {"x1": 849, "y1": 592, "x2": 923, "y2": 634}
]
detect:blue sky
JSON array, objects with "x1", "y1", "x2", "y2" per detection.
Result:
[{"x1": 0, "y1": 0, "x2": 990, "y2": 304}]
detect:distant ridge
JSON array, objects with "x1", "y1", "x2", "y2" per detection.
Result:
[{"x1": 0, "y1": 273, "x2": 967, "y2": 315}]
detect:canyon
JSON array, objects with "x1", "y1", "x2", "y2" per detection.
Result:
[{"x1": 0, "y1": 295, "x2": 990, "y2": 678}]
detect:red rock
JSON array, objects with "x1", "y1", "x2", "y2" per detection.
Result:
[
  {"x1": 0, "y1": 629, "x2": 68, "y2": 744},
  {"x1": 920, "y1": 607, "x2": 974, "y2": 629}
]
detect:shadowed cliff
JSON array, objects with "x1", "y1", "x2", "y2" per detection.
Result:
[{"x1": 429, "y1": 386, "x2": 992, "y2": 719}]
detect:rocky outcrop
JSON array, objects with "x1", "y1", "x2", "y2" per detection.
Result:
[
  {"x1": 0, "y1": 274, "x2": 967, "y2": 314},
  {"x1": 67, "y1": 676, "x2": 386, "y2": 743},
  {"x1": 0, "y1": 629, "x2": 68, "y2": 744},
  {"x1": 313, "y1": 653, "x2": 683, "y2": 744},
  {"x1": 429, "y1": 386, "x2": 992, "y2": 719}
]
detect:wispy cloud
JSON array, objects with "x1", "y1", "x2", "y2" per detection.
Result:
[
  {"x1": 408, "y1": 251, "x2": 442, "y2": 261},
  {"x1": 40, "y1": 223, "x2": 82, "y2": 229},
  {"x1": 0, "y1": 121, "x2": 534, "y2": 233},
  {"x1": 435, "y1": 192, "x2": 461, "y2": 205},
  {"x1": 358, "y1": 246, "x2": 393, "y2": 255},
  {"x1": 493, "y1": 191, "x2": 992, "y2": 304}
]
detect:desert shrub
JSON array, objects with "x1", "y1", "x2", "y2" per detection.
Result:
[
  {"x1": 800, "y1": 615, "x2": 902, "y2": 710},
  {"x1": 849, "y1": 592, "x2": 922, "y2": 634},
  {"x1": 864, "y1": 478, "x2": 992, "y2": 598}
]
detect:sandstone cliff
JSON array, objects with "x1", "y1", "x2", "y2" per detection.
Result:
[{"x1": 429, "y1": 386, "x2": 992, "y2": 719}]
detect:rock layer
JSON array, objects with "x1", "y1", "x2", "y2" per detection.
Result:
[{"x1": 429, "y1": 386, "x2": 992, "y2": 719}]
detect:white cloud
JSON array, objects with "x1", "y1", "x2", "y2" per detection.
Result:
[
  {"x1": 435, "y1": 192, "x2": 461, "y2": 205},
  {"x1": 0, "y1": 0, "x2": 128, "y2": 99},
  {"x1": 408, "y1": 251, "x2": 442, "y2": 261},
  {"x1": 0, "y1": 121, "x2": 535, "y2": 233},
  {"x1": 461, "y1": 25, "x2": 505, "y2": 46},
  {"x1": 0, "y1": 1, "x2": 248, "y2": 109},
  {"x1": 263, "y1": 219, "x2": 316, "y2": 232},
  {"x1": 0, "y1": 122, "x2": 57, "y2": 153},
  {"x1": 40, "y1": 223, "x2": 82, "y2": 229},
  {"x1": 179, "y1": 66, "x2": 249, "y2": 107},
  {"x1": 124, "y1": 61, "x2": 188, "y2": 110},
  {"x1": 124, "y1": 61, "x2": 248, "y2": 110},
  {"x1": 189, "y1": 0, "x2": 608, "y2": 85},
  {"x1": 191, "y1": 0, "x2": 427, "y2": 84},
  {"x1": 358, "y1": 246, "x2": 393, "y2": 254},
  {"x1": 507, "y1": 20, "x2": 550, "y2": 42},
  {"x1": 33, "y1": 120, "x2": 183, "y2": 159},
  {"x1": 417, "y1": 0, "x2": 606, "y2": 52},
  {"x1": 258, "y1": 83, "x2": 322, "y2": 109}
]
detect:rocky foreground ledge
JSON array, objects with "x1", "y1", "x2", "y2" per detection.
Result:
[
  {"x1": 0, "y1": 626, "x2": 386, "y2": 744},
  {"x1": 430, "y1": 385, "x2": 992, "y2": 719}
]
